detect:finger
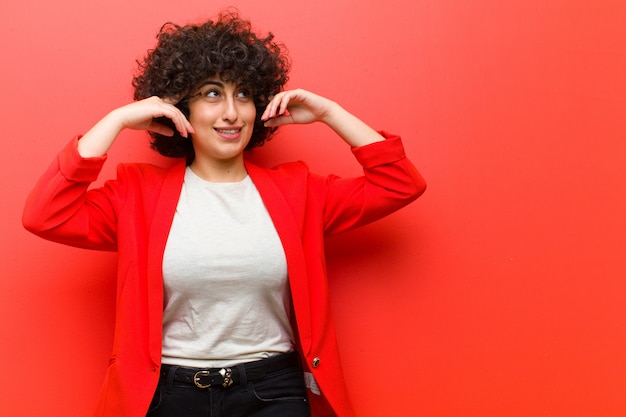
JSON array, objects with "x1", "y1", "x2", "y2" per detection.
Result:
[
  {"x1": 158, "y1": 102, "x2": 194, "y2": 137},
  {"x1": 145, "y1": 96, "x2": 192, "y2": 136},
  {"x1": 171, "y1": 113, "x2": 195, "y2": 138},
  {"x1": 262, "y1": 91, "x2": 288, "y2": 121},
  {"x1": 264, "y1": 113, "x2": 294, "y2": 128},
  {"x1": 263, "y1": 117, "x2": 282, "y2": 128},
  {"x1": 261, "y1": 96, "x2": 279, "y2": 121},
  {"x1": 148, "y1": 120, "x2": 175, "y2": 137},
  {"x1": 277, "y1": 92, "x2": 293, "y2": 116}
]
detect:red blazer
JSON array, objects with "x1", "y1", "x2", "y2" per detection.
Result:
[{"x1": 23, "y1": 133, "x2": 426, "y2": 417}]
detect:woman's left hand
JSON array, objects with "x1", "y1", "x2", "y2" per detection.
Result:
[{"x1": 261, "y1": 89, "x2": 336, "y2": 127}]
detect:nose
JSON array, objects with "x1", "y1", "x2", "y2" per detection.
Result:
[{"x1": 222, "y1": 96, "x2": 238, "y2": 122}]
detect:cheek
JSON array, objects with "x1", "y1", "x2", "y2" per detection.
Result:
[
  {"x1": 186, "y1": 106, "x2": 201, "y2": 127},
  {"x1": 187, "y1": 103, "x2": 215, "y2": 127},
  {"x1": 244, "y1": 103, "x2": 257, "y2": 123}
]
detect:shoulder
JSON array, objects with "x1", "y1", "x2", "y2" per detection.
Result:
[
  {"x1": 106, "y1": 160, "x2": 186, "y2": 205},
  {"x1": 115, "y1": 160, "x2": 185, "y2": 183},
  {"x1": 246, "y1": 160, "x2": 327, "y2": 202},
  {"x1": 246, "y1": 159, "x2": 312, "y2": 180}
]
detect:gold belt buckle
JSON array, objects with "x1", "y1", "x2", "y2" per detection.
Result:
[
  {"x1": 193, "y1": 370, "x2": 212, "y2": 388},
  {"x1": 193, "y1": 368, "x2": 233, "y2": 388}
]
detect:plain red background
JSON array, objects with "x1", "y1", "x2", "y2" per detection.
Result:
[{"x1": 2, "y1": 0, "x2": 626, "y2": 416}]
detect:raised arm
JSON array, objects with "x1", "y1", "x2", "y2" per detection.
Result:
[
  {"x1": 77, "y1": 96, "x2": 195, "y2": 157},
  {"x1": 22, "y1": 96, "x2": 194, "y2": 248},
  {"x1": 262, "y1": 89, "x2": 426, "y2": 235}
]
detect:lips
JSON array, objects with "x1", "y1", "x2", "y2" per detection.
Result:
[{"x1": 214, "y1": 127, "x2": 243, "y2": 140}]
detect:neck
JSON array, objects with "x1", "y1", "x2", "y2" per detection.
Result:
[{"x1": 189, "y1": 157, "x2": 248, "y2": 183}]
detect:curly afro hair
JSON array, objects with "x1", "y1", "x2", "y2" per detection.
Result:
[{"x1": 132, "y1": 10, "x2": 290, "y2": 162}]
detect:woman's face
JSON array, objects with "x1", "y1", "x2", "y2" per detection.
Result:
[{"x1": 187, "y1": 76, "x2": 256, "y2": 165}]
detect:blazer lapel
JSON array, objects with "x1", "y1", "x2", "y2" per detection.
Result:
[
  {"x1": 146, "y1": 161, "x2": 186, "y2": 365},
  {"x1": 246, "y1": 161, "x2": 312, "y2": 355}
]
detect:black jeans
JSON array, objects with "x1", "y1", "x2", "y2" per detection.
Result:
[{"x1": 146, "y1": 352, "x2": 310, "y2": 417}]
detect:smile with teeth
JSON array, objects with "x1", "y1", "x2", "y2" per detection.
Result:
[{"x1": 215, "y1": 127, "x2": 243, "y2": 139}]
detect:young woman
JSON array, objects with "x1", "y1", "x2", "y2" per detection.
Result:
[{"x1": 23, "y1": 10, "x2": 426, "y2": 417}]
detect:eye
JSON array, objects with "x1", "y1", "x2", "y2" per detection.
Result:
[
  {"x1": 204, "y1": 89, "x2": 221, "y2": 99},
  {"x1": 237, "y1": 89, "x2": 252, "y2": 101}
]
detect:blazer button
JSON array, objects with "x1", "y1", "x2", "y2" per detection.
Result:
[{"x1": 312, "y1": 357, "x2": 321, "y2": 368}]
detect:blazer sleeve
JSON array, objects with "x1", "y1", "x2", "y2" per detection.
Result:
[
  {"x1": 22, "y1": 136, "x2": 121, "y2": 251},
  {"x1": 322, "y1": 132, "x2": 426, "y2": 236}
]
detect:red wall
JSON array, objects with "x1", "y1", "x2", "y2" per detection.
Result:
[{"x1": 2, "y1": 0, "x2": 626, "y2": 416}]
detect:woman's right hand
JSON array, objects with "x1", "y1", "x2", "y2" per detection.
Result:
[
  {"x1": 77, "y1": 97, "x2": 194, "y2": 158},
  {"x1": 113, "y1": 96, "x2": 194, "y2": 137}
]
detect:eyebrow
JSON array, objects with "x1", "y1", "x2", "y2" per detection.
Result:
[
  {"x1": 190, "y1": 79, "x2": 251, "y2": 99},
  {"x1": 197, "y1": 80, "x2": 224, "y2": 90}
]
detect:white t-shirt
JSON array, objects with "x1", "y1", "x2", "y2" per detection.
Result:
[{"x1": 161, "y1": 167, "x2": 293, "y2": 368}]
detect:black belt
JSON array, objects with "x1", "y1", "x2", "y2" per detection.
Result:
[{"x1": 160, "y1": 351, "x2": 300, "y2": 389}]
